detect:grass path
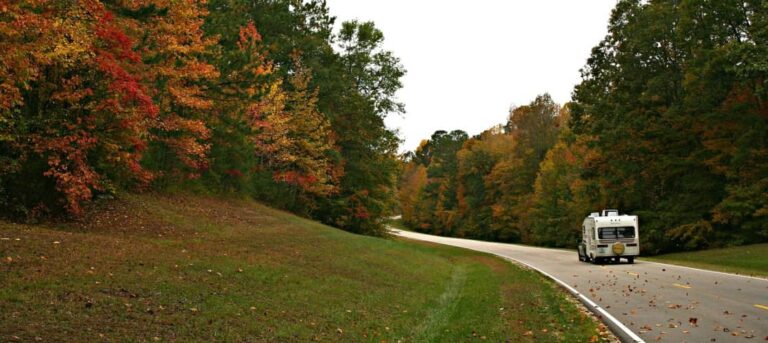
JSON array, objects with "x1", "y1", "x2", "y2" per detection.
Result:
[{"x1": 411, "y1": 264, "x2": 467, "y2": 341}]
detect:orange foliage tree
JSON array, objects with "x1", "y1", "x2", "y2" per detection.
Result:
[
  {"x1": 0, "y1": 1, "x2": 159, "y2": 214},
  {"x1": 0, "y1": 0, "x2": 217, "y2": 215}
]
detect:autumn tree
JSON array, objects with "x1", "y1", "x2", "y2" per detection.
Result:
[
  {"x1": 0, "y1": 0, "x2": 408, "y2": 240},
  {"x1": 484, "y1": 95, "x2": 562, "y2": 242},
  {"x1": 399, "y1": 96, "x2": 560, "y2": 242},
  {"x1": 0, "y1": 1, "x2": 159, "y2": 215},
  {"x1": 204, "y1": 1, "x2": 406, "y2": 234},
  {"x1": 250, "y1": 55, "x2": 339, "y2": 207},
  {"x1": 134, "y1": 0, "x2": 219, "y2": 182},
  {"x1": 409, "y1": 130, "x2": 468, "y2": 235},
  {"x1": 529, "y1": 105, "x2": 599, "y2": 247},
  {"x1": 398, "y1": 161, "x2": 428, "y2": 227},
  {"x1": 455, "y1": 130, "x2": 515, "y2": 239}
]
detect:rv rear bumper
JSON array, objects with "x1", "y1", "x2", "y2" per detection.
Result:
[{"x1": 593, "y1": 246, "x2": 640, "y2": 257}]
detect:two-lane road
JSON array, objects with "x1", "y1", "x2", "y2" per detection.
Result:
[{"x1": 393, "y1": 229, "x2": 768, "y2": 343}]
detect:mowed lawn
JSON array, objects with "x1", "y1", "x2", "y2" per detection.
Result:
[
  {"x1": 644, "y1": 244, "x2": 768, "y2": 278},
  {"x1": 1, "y1": 195, "x2": 608, "y2": 342}
]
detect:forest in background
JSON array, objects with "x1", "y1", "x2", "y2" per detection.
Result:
[
  {"x1": 0, "y1": 0, "x2": 404, "y2": 235},
  {"x1": 398, "y1": 0, "x2": 768, "y2": 254}
]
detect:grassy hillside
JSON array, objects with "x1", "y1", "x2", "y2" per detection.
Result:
[
  {"x1": 644, "y1": 244, "x2": 768, "y2": 278},
  {"x1": 1, "y1": 194, "x2": 609, "y2": 342}
]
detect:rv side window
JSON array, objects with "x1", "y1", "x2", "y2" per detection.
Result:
[{"x1": 598, "y1": 227, "x2": 635, "y2": 239}]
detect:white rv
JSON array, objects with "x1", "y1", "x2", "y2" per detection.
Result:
[{"x1": 577, "y1": 209, "x2": 639, "y2": 264}]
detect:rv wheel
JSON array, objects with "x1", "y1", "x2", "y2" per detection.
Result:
[{"x1": 628, "y1": 257, "x2": 634, "y2": 264}]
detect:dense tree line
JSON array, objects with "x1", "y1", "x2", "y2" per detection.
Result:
[
  {"x1": 399, "y1": 0, "x2": 767, "y2": 254},
  {"x1": 399, "y1": 95, "x2": 565, "y2": 244},
  {"x1": 0, "y1": 0, "x2": 404, "y2": 235}
]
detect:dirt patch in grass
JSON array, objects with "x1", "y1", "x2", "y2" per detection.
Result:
[{"x1": 469, "y1": 254, "x2": 508, "y2": 274}]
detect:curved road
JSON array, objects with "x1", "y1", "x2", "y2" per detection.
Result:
[{"x1": 393, "y1": 229, "x2": 768, "y2": 343}]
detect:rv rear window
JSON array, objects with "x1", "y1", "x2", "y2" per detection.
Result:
[{"x1": 598, "y1": 227, "x2": 635, "y2": 239}]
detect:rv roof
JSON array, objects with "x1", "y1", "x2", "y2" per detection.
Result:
[
  {"x1": 587, "y1": 210, "x2": 637, "y2": 221},
  {"x1": 593, "y1": 215, "x2": 637, "y2": 224}
]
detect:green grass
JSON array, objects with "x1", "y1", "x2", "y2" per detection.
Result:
[
  {"x1": 0, "y1": 194, "x2": 607, "y2": 342},
  {"x1": 644, "y1": 244, "x2": 768, "y2": 278}
]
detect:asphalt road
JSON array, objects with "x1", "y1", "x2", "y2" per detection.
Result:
[{"x1": 392, "y1": 229, "x2": 768, "y2": 343}]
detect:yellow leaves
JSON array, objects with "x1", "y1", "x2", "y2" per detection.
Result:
[
  {"x1": 248, "y1": 61, "x2": 338, "y2": 196},
  {"x1": 398, "y1": 163, "x2": 428, "y2": 223},
  {"x1": 257, "y1": 81, "x2": 287, "y2": 116},
  {"x1": 177, "y1": 61, "x2": 220, "y2": 81},
  {"x1": 167, "y1": 84, "x2": 213, "y2": 110},
  {"x1": 48, "y1": 14, "x2": 95, "y2": 67}
]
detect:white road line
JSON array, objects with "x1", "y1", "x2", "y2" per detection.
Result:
[{"x1": 640, "y1": 260, "x2": 768, "y2": 282}]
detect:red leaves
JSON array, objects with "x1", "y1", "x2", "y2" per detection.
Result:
[
  {"x1": 225, "y1": 169, "x2": 244, "y2": 178},
  {"x1": 94, "y1": 9, "x2": 157, "y2": 118},
  {"x1": 2, "y1": 2, "x2": 346, "y2": 220},
  {"x1": 95, "y1": 52, "x2": 158, "y2": 116},
  {"x1": 95, "y1": 11, "x2": 140, "y2": 63},
  {"x1": 238, "y1": 22, "x2": 262, "y2": 50},
  {"x1": 273, "y1": 171, "x2": 319, "y2": 188},
  {"x1": 0, "y1": 1, "x2": 220, "y2": 215},
  {"x1": 37, "y1": 132, "x2": 101, "y2": 215},
  {"x1": 353, "y1": 206, "x2": 371, "y2": 220},
  {"x1": 347, "y1": 191, "x2": 372, "y2": 220}
]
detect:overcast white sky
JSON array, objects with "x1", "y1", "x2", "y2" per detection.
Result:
[{"x1": 324, "y1": 0, "x2": 618, "y2": 152}]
